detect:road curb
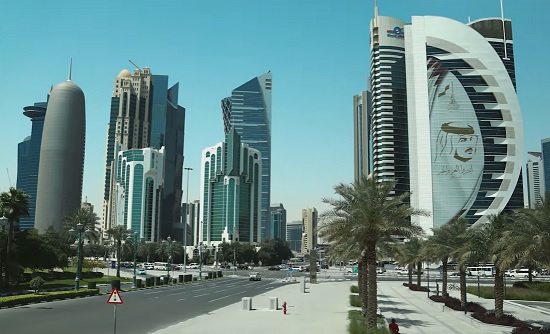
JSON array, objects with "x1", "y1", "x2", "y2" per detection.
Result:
[{"x1": 505, "y1": 300, "x2": 550, "y2": 316}]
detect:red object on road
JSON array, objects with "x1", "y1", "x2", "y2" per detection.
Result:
[{"x1": 282, "y1": 301, "x2": 287, "y2": 315}]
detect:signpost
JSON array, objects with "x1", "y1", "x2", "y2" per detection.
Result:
[{"x1": 107, "y1": 288, "x2": 123, "y2": 334}]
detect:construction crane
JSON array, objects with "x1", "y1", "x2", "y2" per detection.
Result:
[{"x1": 128, "y1": 59, "x2": 141, "y2": 72}]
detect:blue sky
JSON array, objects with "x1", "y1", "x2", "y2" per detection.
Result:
[{"x1": 0, "y1": 0, "x2": 548, "y2": 222}]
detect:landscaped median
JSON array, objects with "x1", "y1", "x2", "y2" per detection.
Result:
[
  {"x1": 0, "y1": 289, "x2": 100, "y2": 308},
  {"x1": 348, "y1": 285, "x2": 389, "y2": 334}
]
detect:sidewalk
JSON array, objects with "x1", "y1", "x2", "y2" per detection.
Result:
[
  {"x1": 377, "y1": 280, "x2": 550, "y2": 334},
  {"x1": 153, "y1": 281, "x2": 350, "y2": 334}
]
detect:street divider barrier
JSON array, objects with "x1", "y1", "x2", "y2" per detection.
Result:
[
  {"x1": 136, "y1": 279, "x2": 142, "y2": 288},
  {"x1": 154, "y1": 277, "x2": 161, "y2": 286},
  {"x1": 178, "y1": 275, "x2": 184, "y2": 283},
  {"x1": 87, "y1": 282, "x2": 97, "y2": 289},
  {"x1": 184, "y1": 274, "x2": 192, "y2": 282}
]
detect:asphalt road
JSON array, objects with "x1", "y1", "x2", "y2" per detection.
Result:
[{"x1": 0, "y1": 277, "x2": 286, "y2": 334}]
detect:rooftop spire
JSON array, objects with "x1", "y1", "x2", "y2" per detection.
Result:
[
  {"x1": 374, "y1": 0, "x2": 379, "y2": 20},
  {"x1": 67, "y1": 58, "x2": 72, "y2": 81}
]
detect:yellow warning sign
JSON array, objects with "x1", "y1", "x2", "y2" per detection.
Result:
[{"x1": 107, "y1": 288, "x2": 123, "y2": 304}]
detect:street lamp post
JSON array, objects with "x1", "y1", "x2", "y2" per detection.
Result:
[
  {"x1": 126, "y1": 232, "x2": 138, "y2": 288},
  {"x1": 69, "y1": 223, "x2": 89, "y2": 291},
  {"x1": 183, "y1": 167, "x2": 193, "y2": 273},
  {"x1": 198, "y1": 242, "x2": 207, "y2": 280}
]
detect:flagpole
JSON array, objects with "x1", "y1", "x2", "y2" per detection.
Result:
[{"x1": 500, "y1": 0, "x2": 509, "y2": 60}]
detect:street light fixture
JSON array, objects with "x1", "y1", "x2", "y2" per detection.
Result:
[
  {"x1": 198, "y1": 242, "x2": 207, "y2": 280},
  {"x1": 69, "y1": 223, "x2": 90, "y2": 290},
  {"x1": 183, "y1": 167, "x2": 193, "y2": 273},
  {"x1": 126, "y1": 231, "x2": 139, "y2": 288}
]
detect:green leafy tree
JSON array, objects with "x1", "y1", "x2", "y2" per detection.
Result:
[
  {"x1": 29, "y1": 276, "x2": 45, "y2": 294},
  {"x1": 17, "y1": 230, "x2": 68, "y2": 272},
  {"x1": 137, "y1": 241, "x2": 158, "y2": 263},
  {"x1": 319, "y1": 176, "x2": 426, "y2": 329},
  {"x1": 106, "y1": 226, "x2": 131, "y2": 278},
  {"x1": 258, "y1": 239, "x2": 293, "y2": 266},
  {"x1": 0, "y1": 187, "x2": 29, "y2": 287}
]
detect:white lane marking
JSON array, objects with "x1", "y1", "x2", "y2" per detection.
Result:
[
  {"x1": 144, "y1": 290, "x2": 164, "y2": 295},
  {"x1": 167, "y1": 291, "x2": 187, "y2": 296},
  {"x1": 208, "y1": 292, "x2": 242, "y2": 303},
  {"x1": 178, "y1": 298, "x2": 186, "y2": 302},
  {"x1": 194, "y1": 292, "x2": 210, "y2": 298}
]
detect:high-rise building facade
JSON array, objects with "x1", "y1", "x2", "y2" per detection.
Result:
[
  {"x1": 353, "y1": 90, "x2": 372, "y2": 181},
  {"x1": 370, "y1": 8, "x2": 410, "y2": 197},
  {"x1": 16, "y1": 99, "x2": 47, "y2": 230},
  {"x1": 103, "y1": 67, "x2": 153, "y2": 235},
  {"x1": 405, "y1": 16, "x2": 523, "y2": 231},
  {"x1": 526, "y1": 152, "x2": 543, "y2": 208},
  {"x1": 541, "y1": 138, "x2": 550, "y2": 197},
  {"x1": 270, "y1": 203, "x2": 286, "y2": 240},
  {"x1": 185, "y1": 200, "x2": 200, "y2": 247},
  {"x1": 150, "y1": 75, "x2": 185, "y2": 240},
  {"x1": 222, "y1": 71, "x2": 272, "y2": 240},
  {"x1": 103, "y1": 68, "x2": 185, "y2": 240},
  {"x1": 35, "y1": 77, "x2": 86, "y2": 233},
  {"x1": 113, "y1": 147, "x2": 165, "y2": 241},
  {"x1": 286, "y1": 220, "x2": 302, "y2": 252},
  {"x1": 200, "y1": 128, "x2": 262, "y2": 246},
  {"x1": 301, "y1": 207, "x2": 318, "y2": 254}
]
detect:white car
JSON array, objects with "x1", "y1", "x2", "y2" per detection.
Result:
[
  {"x1": 186, "y1": 263, "x2": 199, "y2": 269},
  {"x1": 509, "y1": 269, "x2": 538, "y2": 278},
  {"x1": 249, "y1": 272, "x2": 262, "y2": 281}
]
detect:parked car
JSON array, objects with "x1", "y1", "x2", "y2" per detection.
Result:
[
  {"x1": 509, "y1": 269, "x2": 538, "y2": 278},
  {"x1": 321, "y1": 264, "x2": 329, "y2": 269},
  {"x1": 305, "y1": 266, "x2": 320, "y2": 272},
  {"x1": 144, "y1": 263, "x2": 154, "y2": 270},
  {"x1": 249, "y1": 272, "x2": 262, "y2": 281},
  {"x1": 137, "y1": 268, "x2": 146, "y2": 275},
  {"x1": 268, "y1": 266, "x2": 280, "y2": 271},
  {"x1": 186, "y1": 263, "x2": 198, "y2": 269}
]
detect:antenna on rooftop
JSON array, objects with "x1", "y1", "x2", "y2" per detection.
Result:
[
  {"x1": 500, "y1": 0, "x2": 509, "y2": 60},
  {"x1": 68, "y1": 58, "x2": 72, "y2": 81},
  {"x1": 6, "y1": 168, "x2": 12, "y2": 187},
  {"x1": 128, "y1": 60, "x2": 141, "y2": 72}
]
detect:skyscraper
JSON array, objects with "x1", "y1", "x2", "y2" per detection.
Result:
[
  {"x1": 301, "y1": 207, "x2": 317, "y2": 254},
  {"x1": 405, "y1": 15, "x2": 523, "y2": 230},
  {"x1": 103, "y1": 67, "x2": 153, "y2": 235},
  {"x1": 200, "y1": 128, "x2": 262, "y2": 246},
  {"x1": 150, "y1": 75, "x2": 185, "y2": 240},
  {"x1": 35, "y1": 72, "x2": 86, "y2": 233},
  {"x1": 370, "y1": 7, "x2": 409, "y2": 197},
  {"x1": 353, "y1": 90, "x2": 372, "y2": 181},
  {"x1": 113, "y1": 147, "x2": 165, "y2": 241},
  {"x1": 541, "y1": 138, "x2": 550, "y2": 196},
  {"x1": 526, "y1": 152, "x2": 543, "y2": 208},
  {"x1": 222, "y1": 71, "x2": 272, "y2": 240},
  {"x1": 16, "y1": 98, "x2": 48, "y2": 230},
  {"x1": 286, "y1": 220, "x2": 302, "y2": 252},
  {"x1": 269, "y1": 203, "x2": 286, "y2": 240},
  {"x1": 102, "y1": 67, "x2": 185, "y2": 239}
]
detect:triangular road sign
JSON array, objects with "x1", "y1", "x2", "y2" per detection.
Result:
[{"x1": 107, "y1": 288, "x2": 123, "y2": 304}]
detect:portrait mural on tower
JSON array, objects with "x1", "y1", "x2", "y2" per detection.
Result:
[{"x1": 427, "y1": 57, "x2": 484, "y2": 227}]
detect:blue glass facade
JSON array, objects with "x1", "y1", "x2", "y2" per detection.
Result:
[
  {"x1": 223, "y1": 72, "x2": 272, "y2": 240},
  {"x1": 542, "y1": 139, "x2": 550, "y2": 195},
  {"x1": 16, "y1": 100, "x2": 47, "y2": 230},
  {"x1": 151, "y1": 75, "x2": 185, "y2": 240},
  {"x1": 270, "y1": 203, "x2": 286, "y2": 240},
  {"x1": 286, "y1": 221, "x2": 302, "y2": 252}
]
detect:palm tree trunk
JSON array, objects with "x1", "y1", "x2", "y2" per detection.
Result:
[
  {"x1": 408, "y1": 263, "x2": 413, "y2": 286},
  {"x1": 494, "y1": 267, "x2": 505, "y2": 318},
  {"x1": 416, "y1": 262, "x2": 422, "y2": 287},
  {"x1": 358, "y1": 259, "x2": 362, "y2": 295},
  {"x1": 116, "y1": 241, "x2": 121, "y2": 278},
  {"x1": 442, "y1": 258, "x2": 448, "y2": 297},
  {"x1": 459, "y1": 265, "x2": 467, "y2": 308},
  {"x1": 359, "y1": 255, "x2": 368, "y2": 317},
  {"x1": 5, "y1": 220, "x2": 13, "y2": 284},
  {"x1": 366, "y1": 244, "x2": 378, "y2": 330}
]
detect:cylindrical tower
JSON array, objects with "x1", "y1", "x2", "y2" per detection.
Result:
[{"x1": 35, "y1": 80, "x2": 85, "y2": 232}]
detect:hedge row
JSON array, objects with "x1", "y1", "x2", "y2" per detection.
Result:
[
  {"x1": 0, "y1": 289, "x2": 100, "y2": 308},
  {"x1": 21, "y1": 271, "x2": 104, "y2": 282}
]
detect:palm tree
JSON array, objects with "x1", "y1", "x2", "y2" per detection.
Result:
[
  {"x1": 0, "y1": 187, "x2": 29, "y2": 286},
  {"x1": 319, "y1": 176, "x2": 426, "y2": 330},
  {"x1": 467, "y1": 212, "x2": 511, "y2": 318},
  {"x1": 106, "y1": 226, "x2": 131, "y2": 278},
  {"x1": 506, "y1": 199, "x2": 550, "y2": 280},
  {"x1": 423, "y1": 218, "x2": 469, "y2": 297},
  {"x1": 394, "y1": 238, "x2": 423, "y2": 287},
  {"x1": 137, "y1": 241, "x2": 158, "y2": 263},
  {"x1": 62, "y1": 208, "x2": 100, "y2": 243}
]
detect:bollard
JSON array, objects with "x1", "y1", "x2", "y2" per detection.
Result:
[{"x1": 282, "y1": 301, "x2": 287, "y2": 315}]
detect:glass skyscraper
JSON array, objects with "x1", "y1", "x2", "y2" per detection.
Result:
[
  {"x1": 222, "y1": 71, "x2": 272, "y2": 240},
  {"x1": 269, "y1": 203, "x2": 286, "y2": 240},
  {"x1": 16, "y1": 99, "x2": 48, "y2": 230}
]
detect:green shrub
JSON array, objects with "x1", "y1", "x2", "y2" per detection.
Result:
[
  {"x1": 348, "y1": 310, "x2": 389, "y2": 334},
  {"x1": 29, "y1": 277, "x2": 45, "y2": 293},
  {"x1": 351, "y1": 285, "x2": 359, "y2": 293},
  {"x1": 350, "y1": 294, "x2": 361, "y2": 307},
  {"x1": 0, "y1": 289, "x2": 99, "y2": 308}
]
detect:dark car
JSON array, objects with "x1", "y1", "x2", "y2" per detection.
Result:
[
  {"x1": 268, "y1": 266, "x2": 280, "y2": 271},
  {"x1": 305, "y1": 266, "x2": 320, "y2": 272}
]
